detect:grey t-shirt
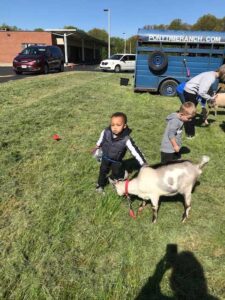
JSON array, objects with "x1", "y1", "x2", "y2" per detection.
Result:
[
  {"x1": 160, "y1": 113, "x2": 183, "y2": 153},
  {"x1": 184, "y1": 71, "x2": 217, "y2": 101}
]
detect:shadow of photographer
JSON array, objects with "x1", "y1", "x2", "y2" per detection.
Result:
[{"x1": 135, "y1": 244, "x2": 219, "y2": 300}]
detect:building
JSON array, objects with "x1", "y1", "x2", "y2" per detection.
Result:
[{"x1": 0, "y1": 29, "x2": 107, "y2": 64}]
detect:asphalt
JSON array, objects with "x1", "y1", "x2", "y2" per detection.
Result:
[{"x1": 0, "y1": 64, "x2": 100, "y2": 84}]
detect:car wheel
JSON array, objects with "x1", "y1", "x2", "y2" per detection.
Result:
[
  {"x1": 148, "y1": 51, "x2": 168, "y2": 73},
  {"x1": 159, "y1": 80, "x2": 178, "y2": 97},
  {"x1": 44, "y1": 64, "x2": 49, "y2": 74},
  {"x1": 114, "y1": 65, "x2": 121, "y2": 73},
  {"x1": 59, "y1": 62, "x2": 64, "y2": 72}
]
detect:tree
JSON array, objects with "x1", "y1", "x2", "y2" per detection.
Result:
[
  {"x1": 63, "y1": 25, "x2": 77, "y2": 30},
  {"x1": 0, "y1": 23, "x2": 21, "y2": 31},
  {"x1": 88, "y1": 28, "x2": 108, "y2": 42},
  {"x1": 127, "y1": 35, "x2": 137, "y2": 53},
  {"x1": 192, "y1": 14, "x2": 222, "y2": 31},
  {"x1": 34, "y1": 28, "x2": 44, "y2": 32},
  {"x1": 168, "y1": 19, "x2": 191, "y2": 30}
]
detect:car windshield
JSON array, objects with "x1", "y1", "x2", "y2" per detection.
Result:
[
  {"x1": 109, "y1": 54, "x2": 123, "y2": 60},
  {"x1": 21, "y1": 47, "x2": 46, "y2": 55}
]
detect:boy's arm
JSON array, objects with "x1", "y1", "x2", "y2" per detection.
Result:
[
  {"x1": 167, "y1": 121, "x2": 180, "y2": 152},
  {"x1": 169, "y1": 137, "x2": 180, "y2": 153},
  {"x1": 126, "y1": 138, "x2": 147, "y2": 166},
  {"x1": 91, "y1": 129, "x2": 105, "y2": 154},
  {"x1": 96, "y1": 130, "x2": 105, "y2": 147}
]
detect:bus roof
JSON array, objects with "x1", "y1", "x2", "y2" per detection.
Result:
[{"x1": 137, "y1": 28, "x2": 225, "y2": 44}]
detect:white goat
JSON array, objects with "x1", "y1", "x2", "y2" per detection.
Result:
[
  {"x1": 209, "y1": 93, "x2": 225, "y2": 116},
  {"x1": 111, "y1": 156, "x2": 210, "y2": 223}
]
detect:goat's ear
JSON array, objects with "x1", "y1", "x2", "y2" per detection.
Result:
[{"x1": 109, "y1": 177, "x2": 117, "y2": 185}]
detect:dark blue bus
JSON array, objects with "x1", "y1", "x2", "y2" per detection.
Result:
[{"x1": 134, "y1": 29, "x2": 225, "y2": 96}]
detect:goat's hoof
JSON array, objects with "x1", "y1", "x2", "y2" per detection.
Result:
[
  {"x1": 138, "y1": 207, "x2": 143, "y2": 214},
  {"x1": 182, "y1": 216, "x2": 187, "y2": 223},
  {"x1": 129, "y1": 209, "x2": 136, "y2": 219},
  {"x1": 152, "y1": 218, "x2": 157, "y2": 224}
]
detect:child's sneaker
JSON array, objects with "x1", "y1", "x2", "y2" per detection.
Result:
[
  {"x1": 96, "y1": 185, "x2": 105, "y2": 194},
  {"x1": 186, "y1": 135, "x2": 195, "y2": 140}
]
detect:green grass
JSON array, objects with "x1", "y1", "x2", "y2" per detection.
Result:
[{"x1": 0, "y1": 71, "x2": 225, "y2": 300}]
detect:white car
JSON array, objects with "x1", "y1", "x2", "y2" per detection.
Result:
[{"x1": 100, "y1": 53, "x2": 136, "y2": 73}]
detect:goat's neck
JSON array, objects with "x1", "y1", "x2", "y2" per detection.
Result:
[{"x1": 126, "y1": 178, "x2": 139, "y2": 196}]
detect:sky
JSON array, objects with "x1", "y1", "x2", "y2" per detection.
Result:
[{"x1": 0, "y1": 0, "x2": 224, "y2": 38}]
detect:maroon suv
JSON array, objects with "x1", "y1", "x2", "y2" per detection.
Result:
[{"x1": 13, "y1": 45, "x2": 64, "y2": 74}]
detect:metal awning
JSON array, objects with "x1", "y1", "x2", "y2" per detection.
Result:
[{"x1": 45, "y1": 29, "x2": 107, "y2": 64}]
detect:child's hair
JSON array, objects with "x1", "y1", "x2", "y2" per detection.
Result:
[
  {"x1": 111, "y1": 112, "x2": 127, "y2": 124},
  {"x1": 179, "y1": 102, "x2": 196, "y2": 117},
  {"x1": 218, "y1": 64, "x2": 225, "y2": 83}
]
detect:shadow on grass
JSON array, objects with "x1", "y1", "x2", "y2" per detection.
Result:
[
  {"x1": 135, "y1": 244, "x2": 219, "y2": 300},
  {"x1": 195, "y1": 114, "x2": 216, "y2": 127},
  {"x1": 219, "y1": 121, "x2": 225, "y2": 132},
  {"x1": 208, "y1": 110, "x2": 225, "y2": 116}
]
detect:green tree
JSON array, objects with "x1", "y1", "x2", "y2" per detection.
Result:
[
  {"x1": 192, "y1": 14, "x2": 222, "y2": 31},
  {"x1": 168, "y1": 19, "x2": 191, "y2": 30},
  {"x1": 111, "y1": 37, "x2": 123, "y2": 53},
  {"x1": 0, "y1": 23, "x2": 21, "y2": 31},
  {"x1": 88, "y1": 28, "x2": 108, "y2": 42},
  {"x1": 127, "y1": 35, "x2": 137, "y2": 53},
  {"x1": 34, "y1": 28, "x2": 44, "y2": 32},
  {"x1": 63, "y1": 25, "x2": 77, "y2": 29}
]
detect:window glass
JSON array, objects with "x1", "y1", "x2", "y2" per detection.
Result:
[
  {"x1": 110, "y1": 54, "x2": 123, "y2": 60},
  {"x1": 128, "y1": 55, "x2": 136, "y2": 61},
  {"x1": 21, "y1": 47, "x2": 46, "y2": 55}
]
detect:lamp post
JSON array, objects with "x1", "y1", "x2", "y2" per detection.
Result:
[
  {"x1": 103, "y1": 8, "x2": 111, "y2": 58},
  {"x1": 123, "y1": 32, "x2": 126, "y2": 53}
]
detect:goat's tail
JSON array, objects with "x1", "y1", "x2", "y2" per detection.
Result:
[{"x1": 198, "y1": 155, "x2": 210, "y2": 169}]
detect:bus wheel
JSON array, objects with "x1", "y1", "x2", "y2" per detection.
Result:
[
  {"x1": 148, "y1": 51, "x2": 168, "y2": 72},
  {"x1": 159, "y1": 80, "x2": 178, "y2": 97}
]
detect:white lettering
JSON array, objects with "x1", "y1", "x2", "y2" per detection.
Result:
[{"x1": 147, "y1": 34, "x2": 223, "y2": 44}]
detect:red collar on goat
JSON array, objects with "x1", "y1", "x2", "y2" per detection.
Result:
[{"x1": 125, "y1": 179, "x2": 129, "y2": 197}]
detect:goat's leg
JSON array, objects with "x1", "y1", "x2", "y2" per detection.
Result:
[
  {"x1": 138, "y1": 201, "x2": 147, "y2": 214},
  {"x1": 150, "y1": 197, "x2": 159, "y2": 223},
  {"x1": 182, "y1": 191, "x2": 192, "y2": 223}
]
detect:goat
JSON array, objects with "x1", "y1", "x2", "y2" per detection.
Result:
[
  {"x1": 208, "y1": 93, "x2": 225, "y2": 116},
  {"x1": 111, "y1": 156, "x2": 210, "y2": 223}
]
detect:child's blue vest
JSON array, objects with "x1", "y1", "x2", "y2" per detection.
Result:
[{"x1": 101, "y1": 128, "x2": 130, "y2": 161}]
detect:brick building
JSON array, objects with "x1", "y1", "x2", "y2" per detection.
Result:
[{"x1": 0, "y1": 29, "x2": 107, "y2": 64}]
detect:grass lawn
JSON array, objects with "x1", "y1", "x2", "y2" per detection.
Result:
[{"x1": 0, "y1": 71, "x2": 225, "y2": 300}]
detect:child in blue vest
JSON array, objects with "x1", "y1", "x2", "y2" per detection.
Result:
[{"x1": 93, "y1": 112, "x2": 147, "y2": 193}]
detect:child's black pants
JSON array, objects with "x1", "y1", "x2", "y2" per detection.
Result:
[
  {"x1": 183, "y1": 90, "x2": 198, "y2": 137},
  {"x1": 98, "y1": 159, "x2": 125, "y2": 187}
]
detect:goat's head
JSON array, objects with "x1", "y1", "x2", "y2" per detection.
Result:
[
  {"x1": 109, "y1": 177, "x2": 126, "y2": 196},
  {"x1": 208, "y1": 99, "x2": 216, "y2": 108}
]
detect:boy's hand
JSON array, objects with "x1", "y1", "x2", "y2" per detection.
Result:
[
  {"x1": 91, "y1": 146, "x2": 100, "y2": 155},
  {"x1": 211, "y1": 94, "x2": 218, "y2": 102},
  {"x1": 142, "y1": 163, "x2": 149, "y2": 167},
  {"x1": 173, "y1": 145, "x2": 180, "y2": 153}
]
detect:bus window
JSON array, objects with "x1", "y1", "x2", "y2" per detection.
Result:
[{"x1": 198, "y1": 44, "x2": 212, "y2": 49}]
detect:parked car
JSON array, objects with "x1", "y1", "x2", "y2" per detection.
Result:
[
  {"x1": 13, "y1": 45, "x2": 64, "y2": 75},
  {"x1": 100, "y1": 53, "x2": 136, "y2": 73}
]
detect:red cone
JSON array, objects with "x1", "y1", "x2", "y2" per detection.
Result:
[{"x1": 53, "y1": 134, "x2": 60, "y2": 141}]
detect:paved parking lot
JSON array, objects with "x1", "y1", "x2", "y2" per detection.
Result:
[{"x1": 0, "y1": 64, "x2": 100, "y2": 84}]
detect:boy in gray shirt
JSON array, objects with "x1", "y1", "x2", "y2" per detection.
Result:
[{"x1": 160, "y1": 102, "x2": 196, "y2": 164}]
